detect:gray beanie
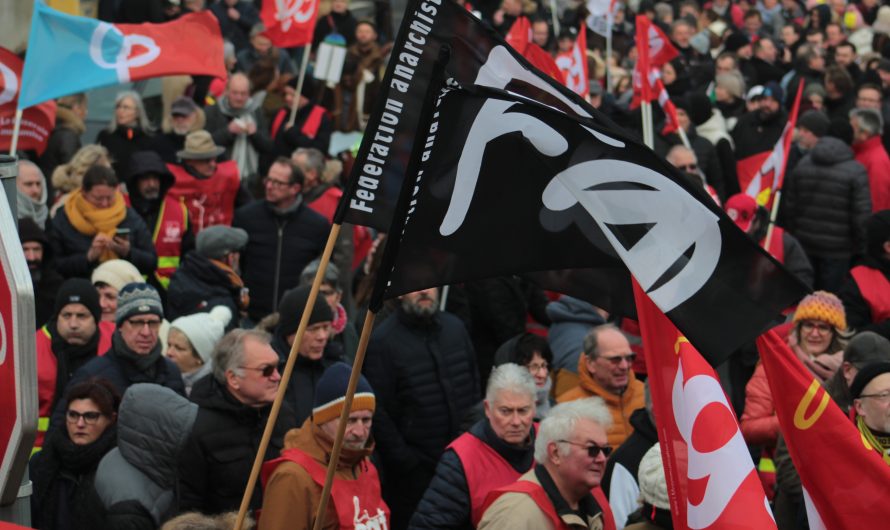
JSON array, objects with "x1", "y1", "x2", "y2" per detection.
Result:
[{"x1": 116, "y1": 283, "x2": 164, "y2": 326}]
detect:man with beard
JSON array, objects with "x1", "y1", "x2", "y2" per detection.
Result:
[
  {"x1": 732, "y1": 81, "x2": 788, "y2": 165},
  {"x1": 126, "y1": 150, "x2": 194, "y2": 300},
  {"x1": 35, "y1": 279, "x2": 114, "y2": 449},
  {"x1": 260, "y1": 363, "x2": 388, "y2": 530},
  {"x1": 478, "y1": 398, "x2": 614, "y2": 529},
  {"x1": 19, "y1": 218, "x2": 65, "y2": 329},
  {"x1": 152, "y1": 96, "x2": 204, "y2": 163},
  {"x1": 17, "y1": 160, "x2": 49, "y2": 230},
  {"x1": 363, "y1": 287, "x2": 480, "y2": 530}
]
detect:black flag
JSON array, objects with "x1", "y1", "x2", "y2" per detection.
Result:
[
  {"x1": 371, "y1": 86, "x2": 807, "y2": 364},
  {"x1": 333, "y1": 0, "x2": 601, "y2": 231}
]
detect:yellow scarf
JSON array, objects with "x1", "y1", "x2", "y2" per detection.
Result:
[
  {"x1": 857, "y1": 415, "x2": 890, "y2": 465},
  {"x1": 64, "y1": 189, "x2": 127, "y2": 262}
]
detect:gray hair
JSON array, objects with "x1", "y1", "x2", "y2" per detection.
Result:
[
  {"x1": 212, "y1": 329, "x2": 272, "y2": 383},
  {"x1": 223, "y1": 40, "x2": 236, "y2": 62},
  {"x1": 108, "y1": 90, "x2": 153, "y2": 132},
  {"x1": 486, "y1": 363, "x2": 537, "y2": 404},
  {"x1": 292, "y1": 147, "x2": 326, "y2": 175},
  {"x1": 534, "y1": 398, "x2": 613, "y2": 464},
  {"x1": 851, "y1": 107, "x2": 883, "y2": 135},
  {"x1": 582, "y1": 323, "x2": 621, "y2": 360},
  {"x1": 666, "y1": 145, "x2": 698, "y2": 167},
  {"x1": 299, "y1": 258, "x2": 341, "y2": 288}
]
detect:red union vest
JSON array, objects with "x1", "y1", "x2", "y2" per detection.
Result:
[
  {"x1": 261, "y1": 447, "x2": 389, "y2": 530},
  {"x1": 166, "y1": 160, "x2": 240, "y2": 233},
  {"x1": 850, "y1": 265, "x2": 890, "y2": 322},
  {"x1": 33, "y1": 321, "x2": 115, "y2": 451},
  {"x1": 152, "y1": 196, "x2": 188, "y2": 289},
  {"x1": 271, "y1": 105, "x2": 328, "y2": 140},
  {"x1": 480, "y1": 476, "x2": 615, "y2": 530}
]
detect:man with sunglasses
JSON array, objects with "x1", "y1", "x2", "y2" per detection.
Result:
[
  {"x1": 557, "y1": 324, "x2": 645, "y2": 448},
  {"x1": 179, "y1": 329, "x2": 298, "y2": 515},
  {"x1": 478, "y1": 398, "x2": 615, "y2": 530},
  {"x1": 51, "y1": 282, "x2": 185, "y2": 427}
]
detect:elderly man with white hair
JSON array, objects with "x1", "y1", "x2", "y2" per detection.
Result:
[
  {"x1": 478, "y1": 398, "x2": 614, "y2": 530},
  {"x1": 409, "y1": 364, "x2": 539, "y2": 529}
]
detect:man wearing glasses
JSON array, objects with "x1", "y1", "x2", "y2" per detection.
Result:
[
  {"x1": 233, "y1": 157, "x2": 330, "y2": 325},
  {"x1": 850, "y1": 362, "x2": 890, "y2": 465},
  {"x1": 179, "y1": 329, "x2": 298, "y2": 514},
  {"x1": 478, "y1": 398, "x2": 615, "y2": 529},
  {"x1": 556, "y1": 324, "x2": 645, "y2": 448},
  {"x1": 51, "y1": 282, "x2": 185, "y2": 427}
]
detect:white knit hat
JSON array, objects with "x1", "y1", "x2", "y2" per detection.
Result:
[
  {"x1": 91, "y1": 259, "x2": 143, "y2": 291},
  {"x1": 638, "y1": 444, "x2": 670, "y2": 510},
  {"x1": 170, "y1": 306, "x2": 232, "y2": 364}
]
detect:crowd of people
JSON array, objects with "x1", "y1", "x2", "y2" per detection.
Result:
[{"x1": 9, "y1": 0, "x2": 890, "y2": 528}]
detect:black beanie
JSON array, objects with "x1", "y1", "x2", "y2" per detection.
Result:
[
  {"x1": 850, "y1": 361, "x2": 890, "y2": 399},
  {"x1": 724, "y1": 32, "x2": 750, "y2": 53},
  {"x1": 685, "y1": 93, "x2": 712, "y2": 127},
  {"x1": 54, "y1": 278, "x2": 101, "y2": 324},
  {"x1": 276, "y1": 285, "x2": 334, "y2": 338},
  {"x1": 18, "y1": 217, "x2": 49, "y2": 247},
  {"x1": 866, "y1": 210, "x2": 890, "y2": 260}
]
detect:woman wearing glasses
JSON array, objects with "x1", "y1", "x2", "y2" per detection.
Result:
[
  {"x1": 30, "y1": 378, "x2": 121, "y2": 530},
  {"x1": 741, "y1": 291, "x2": 848, "y2": 500}
]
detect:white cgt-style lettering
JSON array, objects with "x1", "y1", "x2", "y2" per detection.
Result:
[
  {"x1": 275, "y1": 0, "x2": 315, "y2": 30},
  {"x1": 0, "y1": 61, "x2": 18, "y2": 107},
  {"x1": 89, "y1": 22, "x2": 161, "y2": 83},
  {"x1": 352, "y1": 495, "x2": 388, "y2": 530}
]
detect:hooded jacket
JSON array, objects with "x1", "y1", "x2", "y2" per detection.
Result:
[
  {"x1": 19, "y1": 218, "x2": 64, "y2": 329},
  {"x1": 783, "y1": 136, "x2": 871, "y2": 259},
  {"x1": 94, "y1": 384, "x2": 198, "y2": 529},
  {"x1": 166, "y1": 251, "x2": 244, "y2": 323},
  {"x1": 546, "y1": 297, "x2": 606, "y2": 373}
]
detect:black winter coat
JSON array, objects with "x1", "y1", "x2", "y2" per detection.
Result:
[
  {"x1": 49, "y1": 206, "x2": 157, "y2": 279},
  {"x1": 363, "y1": 308, "x2": 480, "y2": 475},
  {"x1": 408, "y1": 419, "x2": 536, "y2": 530},
  {"x1": 166, "y1": 252, "x2": 242, "y2": 323},
  {"x1": 95, "y1": 127, "x2": 154, "y2": 178},
  {"x1": 178, "y1": 375, "x2": 298, "y2": 514},
  {"x1": 270, "y1": 332, "x2": 342, "y2": 426},
  {"x1": 731, "y1": 108, "x2": 788, "y2": 161},
  {"x1": 782, "y1": 137, "x2": 871, "y2": 259},
  {"x1": 839, "y1": 258, "x2": 890, "y2": 338},
  {"x1": 232, "y1": 200, "x2": 329, "y2": 322}
]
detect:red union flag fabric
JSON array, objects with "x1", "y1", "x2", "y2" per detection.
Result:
[
  {"x1": 524, "y1": 43, "x2": 565, "y2": 85},
  {"x1": 756, "y1": 331, "x2": 890, "y2": 530},
  {"x1": 633, "y1": 280, "x2": 777, "y2": 530},
  {"x1": 0, "y1": 48, "x2": 56, "y2": 155},
  {"x1": 261, "y1": 0, "x2": 319, "y2": 48},
  {"x1": 636, "y1": 16, "x2": 678, "y2": 68},
  {"x1": 555, "y1": 25, "x2": 589, "y2": 97},
  {"x1": 505, "y1": 16, "x2": 532, "y2": 54}
]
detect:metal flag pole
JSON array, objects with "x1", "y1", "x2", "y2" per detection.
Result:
[
  {"x1": 641, "y1": 101, "x2": 654, "y2": 149},
  {"x1": 8, "y1": 110, "x2": 23, "y2": 156}
]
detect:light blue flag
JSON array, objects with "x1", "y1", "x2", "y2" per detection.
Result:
[{"x1": 19, "y1": 2, "x2": 127, "y2": 109}]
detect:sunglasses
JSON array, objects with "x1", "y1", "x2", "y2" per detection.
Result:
[
  {"x1": 599, "y1": 353, "x2": 636, "y2": 366},
  {"x1": 558, "y1": 440, "x2": 613, "y2": 458},
  {"x1": 66, "y1": 410, "x2": 103, "y2": 424},
  {"x1": 240, "y1": 364, "x2": 278, "y2": 378}
]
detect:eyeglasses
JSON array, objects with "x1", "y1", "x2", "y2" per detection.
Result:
[
  {"x1": 240, "y1": 364, "x2": 278, "y2": 378},
  {"x1": 527, "y1": 362, "x2": 549, "y2": 373},
  {"x1": 263, "y1": 177, "x2": 292, "y2": 188},
  {"x1": 66, "y1": 410, "x2": 103, "y2": 424},
  {"x1": 319, "y1": 288, "x2": 338, "y2": 297},
  {"x1": 801, "y1": 321, "x2": 832, "y2": 334},
  {"x1": 859, "y1": 390, "x2": 890, "y2": 404},
  {"x1": 127, "y1": 318, "x2": 162, "y2": 331},
  {"x1": 599, "y1": 353, "x2": 636, "y2": 366},
  {"x1": 558, "y1": 440, "x2": 613, "y2": 458}
]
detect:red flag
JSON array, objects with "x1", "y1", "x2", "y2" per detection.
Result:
[
  {"x1": 634, "y1": 16, "x2": 653, "y2": 104},
  {"x1": 0, "y1": 48, "x2": 56, "y2": 155},
  {"x1": 636, "y1": 16, "x2": 678, "y2": 68},
  {"x1": 743, "y1": 80, "x2": 804, "y2": 208},
  {"x1": 261, "y1": 0, "x2": 319, "y2": 48},
  {"x1": 505, "y1": 16, "x2": 532, "y2": 55},
  {"x1": 756, "y1": 331, "x2": 890, "y2": 529},
  {"x1": 523, "y1": 43, "x2": 565, "y2": 84},
  {"x1": 115, "y1": 12, "x2": 227, "y2": 81},
  {"x1": 555, "y1": 25, "x2": 589, "y2": 97},
  {"x1": 633, "y1": 280, "x2": 777, "y2": 530}
]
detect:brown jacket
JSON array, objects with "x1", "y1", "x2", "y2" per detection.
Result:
[
  {"x1": 259, "y1": 419, "x2": 375, "y2": 530},
  {"x1": 556, "y1": 356, "x2": 645, "y2": 448}
]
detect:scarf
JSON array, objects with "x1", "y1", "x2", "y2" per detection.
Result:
[
  {"x1": 111, "y1": 329, "x2": 163, "y2": 378},
  {"x1": 218, "y1": 95, "x2": 261, "y2": 182},
  {"x1": 210, "y1": 259, "x2": 250, "y2": 310},
  {"x1": 63, "y1": 189, "x2": 127, "y2": 262},
  {"x1": 857, "y1": 415, "x2": 890, "y2": 465},
  {"x1": 331, "y1": 303, "x2": 347, "y2": 335},
  {"x1": 17, "y1": 190, "x2": 49, "y2": 229},
  {"x1": 33, "y1": 425, "x2": 117, "y2": 530},
  {"x1": 48, "y1": 321, "x2": 102, "y2": 412}
]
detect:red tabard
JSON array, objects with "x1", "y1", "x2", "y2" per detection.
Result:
[
  {"x1": 261, "y1": 448, "x2": 389, "y2": 530},
  {"x1": 152, "y1": 196, "x2": 188, "y2": 289},
  {"x1": 166, "y1": 160, "x2": 240, "y2": 233},
  {"x1": 34, "y1": 321, "x2": 115, "y2": 449},
  {"x1": 449, "y1": 432, "x2": 528, "y2": 526},
  {"x1": 850, "y1": 265, "x2": 890, "y2": 322},
  {"x1": 271, "y1": 105, "x2": 327, "y2": 139},
  {"x1": 760, "y1": 227, "x2": 785, "y2": 264}
]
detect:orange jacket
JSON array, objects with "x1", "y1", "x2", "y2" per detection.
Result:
[{"x1": 556, "y1": 356, "x2": 645, "y2": 448}]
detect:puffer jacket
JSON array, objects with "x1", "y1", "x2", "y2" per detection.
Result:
[
  {"x1": 363, "y1": 308, "x2": 480, "y2": 475},
  {"x1": 546, "y1": 296, "x2": 606, "y2": 373},
  {"x1": 94, "y1": 384, "x2": 198, "y2": 529},
  {"x1": 782, "y1": 136, "x2": 871, "y2": 259}
]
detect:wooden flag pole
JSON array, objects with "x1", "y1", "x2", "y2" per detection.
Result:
[
  {"x1": 763, "y1": 189, "x2": 782, "y2": 251},
  {"x1": 286, "y1": 44, "x2": 314, "y2": 129},
  {"x1": 8, "y1": 109, "x2": 23, "y2": 156},
  {"x1": 676, "y1": 126, "x2": 692, "y2": 150},
  {"x1": 233, "y1": 222, "x2": 342, "y2": 530},
  {"x1": 310, "y1": 310, "x2": 378, "y2": 530}
]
